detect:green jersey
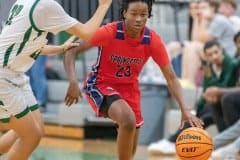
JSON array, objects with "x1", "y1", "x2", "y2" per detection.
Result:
[{"x1": 0, "y1": 0, "x2": 77, "y2": 72}]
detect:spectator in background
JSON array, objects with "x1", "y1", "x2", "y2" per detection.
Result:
[
  {"x1": 201, "y1": 32, "x2": 240, "y2": 159},
  {"x1": 205, "y1": 89, "x2": 240, "y2": 159},
  {"x1": 219, "y1": 0, "x2": 240, "y2": 32},
  {"x1": 204, "y1": 87, "x2": 240, "y2": 133},
  {"x1": 168, "y1": 1, "x2": 199, "y2": 78},
  {"x1": 203, "y1": 33, "x2": 240, "y2": 133},
  {"x1": 148, "y1": 40, "x2": 239, "y2": 155},
  {"x1": 197, "y1": 40, "x2": 239, "y2": 131},
  {"x1": 188, "y1": 0, "x2": 200, "y2": 41},
  {"x1": 181, "y1": 0, "x2": 236, "y2": 84},
  {"x1": 166, "y1": 41, "x2": 183, "y2": 77}
]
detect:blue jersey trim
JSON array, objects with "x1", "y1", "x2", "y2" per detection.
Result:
[
  {"x1": 116, "y1": 21, "x2": 124, "y2": 40},
  {"x1": 115, "y1": 21, "x2": 150, "y2": 45}
]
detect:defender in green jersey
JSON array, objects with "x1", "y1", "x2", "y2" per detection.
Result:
[{"x1": 0, "y1": 0, "x2": 112, "y2": 159}]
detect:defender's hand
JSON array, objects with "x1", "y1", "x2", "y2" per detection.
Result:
[
  {"x1": 62, "y1": 42, "x2": 79, "y2": 52},
  {"x1": 65, "y1": 81, "x2": 82, "y2": 106}
]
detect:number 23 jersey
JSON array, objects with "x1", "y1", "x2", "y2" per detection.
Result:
[{"x1": 87, "y1": 21, "x2": 170, "y2": 85}]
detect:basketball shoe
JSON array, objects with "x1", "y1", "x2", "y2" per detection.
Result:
[{"x1": 147, "y1": 139, "x2": 176, "y2": 155}]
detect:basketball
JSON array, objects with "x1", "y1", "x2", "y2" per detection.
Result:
[{"x1": 175, "y1": 127, "x2": 213, "y2": 160}]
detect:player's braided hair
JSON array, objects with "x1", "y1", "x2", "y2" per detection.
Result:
[{"x1": 119, "y1": 0, "x2": 154, "y2": 19}]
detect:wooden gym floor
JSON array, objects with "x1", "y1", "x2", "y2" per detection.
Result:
[
  {"x1": 31, "y1": 137, "x2": 178, "y2": 160},
  {"x1": 28, "y1": 124, "x2": 178, "y2": 160}
]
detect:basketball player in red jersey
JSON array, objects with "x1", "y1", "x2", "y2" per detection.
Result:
[{"x1": 64, "y1": 0, "x2": 204, "y2": 159}]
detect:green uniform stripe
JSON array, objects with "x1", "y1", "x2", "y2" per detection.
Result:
[
  {"x1": 15, "y1": 107, "x2": 30, "y2": 119},
  {"x1": 6, "y1": 5, "x2": 23, "y2": 25},
  {"x1": 30, "y1": 50, "x2": 41, "y2": 60},
  {"x1": 29, "y1": 0, "x2": 44, "y2": 33},
  {"x1": 0, "y1": 105, "x2": 39, "y2": 123},
  {"x1": 3, "y1": 44, "x2": 15, "y2": 67},
  {"x1": 0, "y1": 117, "x2": 10, "y2": 123},
  {"x1": 37, "y1": 31, "x2": 42, "y2": 37},
  {"x1": 29, "y1": 104, "x2": 39, "y2": 111},
  {"x1": 16, "y1": 27, "x2": 33, "y2": 55},
  {"x1": 0, "y1": 101, "x2": 4, "y2": 106}
]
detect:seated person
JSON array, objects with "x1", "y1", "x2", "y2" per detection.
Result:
[
  {"x1": 166, "y1": 41, "x2": 183, "y2": 78},
  {"x1": 148, "y1": 40, "x2": 239, "y2": 155},
  {"x1": 219, "y1": 0, "x2": 240, "y2": 32},
  {"x1": 182, "y1": 0, "x2": 236, "y2": 84},
  {"x1": 204, "y1": 73, "x2": 240, "y2": 159}
]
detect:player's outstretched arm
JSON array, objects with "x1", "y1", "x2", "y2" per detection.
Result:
[
  {"x1": 160, "y1": 64, "x2": 204, "y2": 128},
  {"x1": 66, "y1": 0, "x2": 112, "y2": 41},
  {"x1": 41, "y1": 36, "x2": 79, "y2": 55},
  {"x1": 63, "y1": 41, "x2": 92, "y2": 106},
  {"x1": 41, "y1": 43, "x2": 79, "y2": 55},
  {"x1": 64, "y1": 41, "x2": 91, "y2": 82}
]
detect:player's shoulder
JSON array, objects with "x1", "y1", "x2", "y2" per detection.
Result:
[
  {"x1": 99, "y1": 21, "x2": 118, "y2": 36},
  {"x1": 37, "y1": 0, "x2": 62, "y2": 10},
  {"x1": 147, "y1": 28, "x2": 163, "y2": 45},
  {"x1": 103, "y1": 21, "x2": 118, "y2": 30},
  {"x1": 148, "y1": 28, "x2": 160, "y2": 38},
  {"x1": 38, "y1": 0, "x2": 59, "y2": 5}
]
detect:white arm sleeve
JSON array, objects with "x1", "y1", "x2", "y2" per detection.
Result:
[{"x1": 33, "y1": 0, "x2": 78, "y2": 34}]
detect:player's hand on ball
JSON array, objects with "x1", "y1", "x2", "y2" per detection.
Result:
[
  {"x1": 181, "y1": 111, "x2": 204, "y2": 129},
  {"x1": 65, "y1": 81, "x2": 82, "y2": 106}
]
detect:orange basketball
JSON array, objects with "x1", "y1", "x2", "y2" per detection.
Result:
[{"x1": 176, "y1": 127, "x2": 213, "y2": 160}]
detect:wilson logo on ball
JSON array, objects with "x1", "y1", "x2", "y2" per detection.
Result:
[{"x1": 177, "y1": 134, "x2": 202, "y2": 141}]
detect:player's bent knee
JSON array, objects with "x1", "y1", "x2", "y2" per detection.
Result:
[{"x1": 119, "y1": 115, "x2": 136, "y2": 131}]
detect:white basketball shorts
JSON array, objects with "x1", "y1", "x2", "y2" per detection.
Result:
[{"x1": 0, "y1": 69, "x2": 38, "y2": 123}]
